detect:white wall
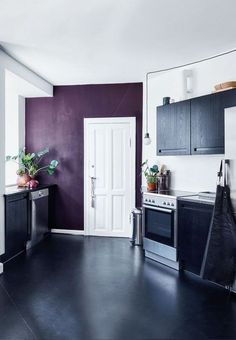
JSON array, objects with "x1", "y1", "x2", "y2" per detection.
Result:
[
  {"x1": 225, "y1": 107, "x2": 236, "y2": 210},
  {"x1": 5, "y1": 91, "x2": 19, "y2": 185},
  {"x1": 5, "y1": 94, "x2": 26, "y2": 185},
  {"x1": 143, "y1": 51, "x2": 236, "y2": 194},
  {"x1": 0, "y1": 49, "x2": 53, "y2": 262},
  {"x1": 18, "y1": 96, "x2": 25, "y2": 151}
]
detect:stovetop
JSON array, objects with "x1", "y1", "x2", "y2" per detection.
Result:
[
  {"x1": 143, "y1": 189, "x2": 196, "y2": 198},
  {"x1": 142, "y1": 189, "x2": 196, "y2": 209}
]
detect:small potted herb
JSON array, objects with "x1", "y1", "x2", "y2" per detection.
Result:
[{"x1": 141, "y1": 160, "x2": 159, "y2": 192}]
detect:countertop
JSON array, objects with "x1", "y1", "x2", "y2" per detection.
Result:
[
  {"x1": 4, "y1": 184, "x2": 56, "y2": 197},
  {"x1": 178, "y1": 194, "x2": 216, "y2": 205},
  {"x1": 141, "y1": 186, "x2": 196, "y2": 198}
]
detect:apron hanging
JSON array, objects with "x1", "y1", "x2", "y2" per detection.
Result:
[{"x1": 200, "y1": 160, "x2": 236, "y2": 287}]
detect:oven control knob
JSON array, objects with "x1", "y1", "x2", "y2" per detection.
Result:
[
  {"x1": 152, "y1": 200, "x2": 155, "y2": 203},
  {"x1": 167, "y1": 202, "x2": 170, "y2": 206},
  {"x1": 163, "y1": 201, "x2": 166, "y2": 205},
  {"x1": 149, "y1": 199, "x2": 151, "y2": 202},
  {"x1": 171, "y1": 203, "x2": 174, "y2": 207},
  {"x1": 145, "y1": 199, "x2": 148, "y2": 202}
]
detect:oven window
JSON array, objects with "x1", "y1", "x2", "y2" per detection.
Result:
[{"x1": 145, "y1": 207, "x2": 174, "y2": 246}]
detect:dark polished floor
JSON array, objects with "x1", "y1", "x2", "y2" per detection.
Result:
[{"x1": 0, "y1": 235, "x2": 236, "y2": 340}]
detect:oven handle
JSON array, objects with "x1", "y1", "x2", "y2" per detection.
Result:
[{"x1": 142, "y1": 205, "x2": 173, "y2": 213}]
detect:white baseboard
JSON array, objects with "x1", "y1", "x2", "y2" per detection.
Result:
[
  {"x1": 51, "y1": 228, "x2": 84, "y2": 236},
  {"x1": 0, "y1": 262, "x2": 3, "y2": 274}
]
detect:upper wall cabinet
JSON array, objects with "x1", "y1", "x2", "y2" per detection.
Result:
[
  {"x1": 191, "y1": 92, "x2": 225, "y2": 155},
  {"x1": 156, "y1": 88, "x2": 236, "y2": 156},
  {"x1": 157, "y1": 100, "x2": 190, "y2": 155}
]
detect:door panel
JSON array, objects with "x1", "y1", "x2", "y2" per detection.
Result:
[
  {"x1": 191, "y1": 94, "x2": 224, "y2": 154},
  {"x1": 85, "y1": 118, "x2": 135, "y2": 237},
  {"x1": 178, "y1": 200, "x2": 213, "y2": 275},
  {"x1": 112, "y1": 128, "x2": 125, "y2": 191},
  {"x1": 94, "y1": 196, "x2": 107, "y2": 231},
  {"x1": 112, "y1": 195, "x2": 124, "y2": 231},
  {"x1": 93, "y1": 127, "x2": 108, "y2": 190},
  {"x1": 157, "y1": 100, "x2": 190, "y2": 155},
  {"x1": 2, "y1": 194, "x2": 28, "y2": 262}
]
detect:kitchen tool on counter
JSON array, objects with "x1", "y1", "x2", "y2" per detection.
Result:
[{"x1": 158, "y1": 166, "x2": 170, "y2": 193}]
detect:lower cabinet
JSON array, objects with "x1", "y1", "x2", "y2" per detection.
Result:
[
  {"x1": 178, "y1": 200, "x2": 214, "y2": 275},
  {"x1": 1, "y1": 193, "x2": 29, "y2": 262}
]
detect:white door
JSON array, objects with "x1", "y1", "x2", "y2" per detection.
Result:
[{"x1": 84, "y1": 117, "x2": 136, "y2": 237}]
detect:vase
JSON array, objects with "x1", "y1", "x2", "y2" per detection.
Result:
[
  {"x1": 27, "y1": 179, "x2": 39, "y2": 189},
  {"x1": 16, "y1": 174, "x2": 31, "y2": 187},
  {"x1": 147, "y1": 182, "x2": 157, "y2": 192}
]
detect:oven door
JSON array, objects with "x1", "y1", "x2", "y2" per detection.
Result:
[{"x1": 143, "y1": 204, "x2": 176, "y2": 247}]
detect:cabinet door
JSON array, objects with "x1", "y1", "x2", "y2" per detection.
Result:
[
  {"x1": 221, "y1": 88, "x2": 236, "y2": 108},
  {"x1": 178, "y1": 201, "x2": 213, "y2": 275},
  {"x1": 157, "y1": 100, "x2": 190, "y2": 155},
  {"x1": 191, "y1": 94, "x2": 224, "y2": 155},
  {"x1": 2, "y1": 193, "x2": 28, "y2": 262}
]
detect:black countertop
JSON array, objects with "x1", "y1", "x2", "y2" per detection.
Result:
[
  {"x1": 4, "y1": 184, "x2": 56, "y2": 197},
  {"x1": 141, "y1": 187, "x2": 196, "y2": 198}
]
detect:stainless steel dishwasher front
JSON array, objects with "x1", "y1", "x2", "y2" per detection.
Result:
[{"x1": 27, "y1": 188, "x2": 49, "y2": 249}]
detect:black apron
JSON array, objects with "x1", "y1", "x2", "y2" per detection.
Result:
[{"x1": 200, "y1": 162, "x2": 236, "y2": 287}]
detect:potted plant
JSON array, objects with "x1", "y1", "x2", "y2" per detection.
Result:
[
  {"x1": 6, "y1": 148, "x2": 58, "y2": 188},
  {"x1": 141, "y1": 160, "x2": 159, "y2": 192},
  {"x1": 16, "y1": 168, "x2": 31, "y2": 187}
]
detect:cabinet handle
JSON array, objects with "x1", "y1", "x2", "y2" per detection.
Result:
[
  {"x1": 159, "y1": 148, "x2": 187, "y2": 153},
  {"x1": 193, "y1": 147, "x2": 224, "y2": 152}
]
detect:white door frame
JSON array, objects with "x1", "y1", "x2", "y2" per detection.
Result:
[{"x1": 84, "y1": 117, "x2": 136, "y2": 236}]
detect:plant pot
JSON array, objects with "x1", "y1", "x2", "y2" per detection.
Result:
[
  {"x1": 27, "y1": 179, "x2": 39, "y2": 189},
  {"x1": 147, "y1": 182, "x2": 157, "y2": 192},
  {"x1": 16, "y1": 174, "x2": 31, "y2": 187}
]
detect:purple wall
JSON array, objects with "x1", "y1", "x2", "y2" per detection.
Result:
[{"x1": 26, "y1": 83, "x2": 143, "y2": 230}]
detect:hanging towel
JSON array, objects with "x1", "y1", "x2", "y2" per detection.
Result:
[{"x1": 200, "y1": 163, "x2": 236, "y2": 287}]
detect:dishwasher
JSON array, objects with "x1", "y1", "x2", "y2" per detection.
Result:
[{"x1": 27, "y1": 188, "x2": 49, "y2": 249}]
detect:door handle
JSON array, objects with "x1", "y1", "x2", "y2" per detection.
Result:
[{"x1": 90, "y1": 176, "x2": 96, "y2": 208}]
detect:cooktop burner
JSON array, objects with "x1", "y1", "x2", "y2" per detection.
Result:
[{"x1": 143, "y1": 188, "x2": 196, "y2": 198}]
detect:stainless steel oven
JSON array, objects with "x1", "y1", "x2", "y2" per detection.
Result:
[
  {"x1": 142, "y1": 190, "x2": 195, "y2": 270},
  {"x1": 143, "y1": 204, "x2": 176, "y2": 247}
]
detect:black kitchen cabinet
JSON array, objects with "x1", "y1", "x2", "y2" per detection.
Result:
[
  {"x1": 220, "y1": 88, "x2": 236, "y2": 108},
  {"x1": 2, "y1": 193, "x2": 29, "y2": 262},
  {"x1": 156, "y1": 88, "x2": 236, "y2": 156},
  {"x1": 178, "y1": 200, "x2": 214, "y2": 275},
  {"x1": 157, "y1": 100, "x2": 190, "y2": 155},
  {"x1": 1, "y1": 184, "x2": 56, "y2": 264},
  {"x1": 191, "y1": 93, "x2": 225, "y2": 155}
]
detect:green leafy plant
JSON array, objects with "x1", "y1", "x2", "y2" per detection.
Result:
[
  {"x1": 6, "y1": 148, "x2": 58, "y2": 178},
  {"x1": 141, "y1": 160, "x2": 159, "y2": 184}
]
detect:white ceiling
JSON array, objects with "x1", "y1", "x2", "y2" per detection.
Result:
[{"x1": 1, "y1": 0, "x2": 236, "y2": 85}]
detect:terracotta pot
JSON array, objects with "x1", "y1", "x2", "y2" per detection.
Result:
[
  {"x1": 147, "y1": 182, "x2": 157, "y2": 192},
  {"x1": 16, "y1": 174, "x2": 31, "y2": 187}
]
